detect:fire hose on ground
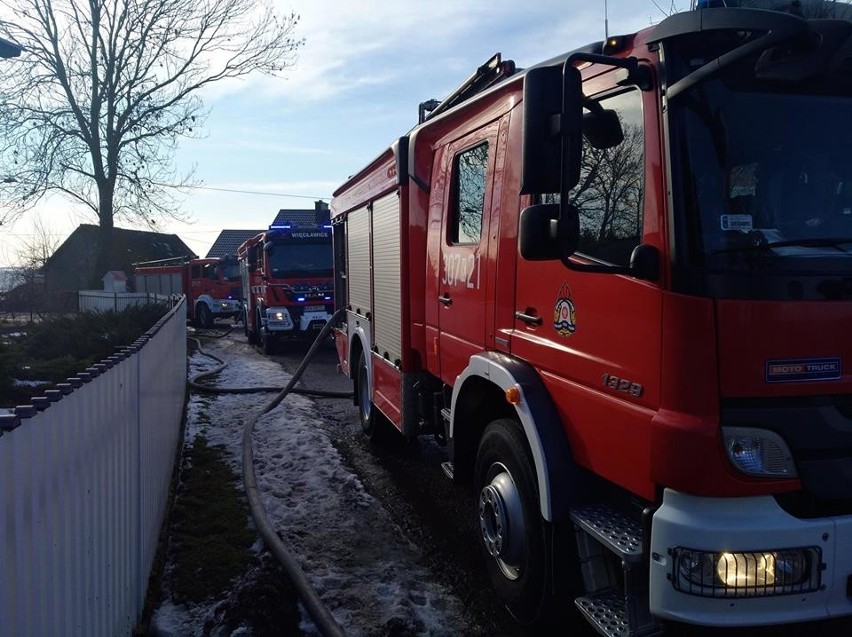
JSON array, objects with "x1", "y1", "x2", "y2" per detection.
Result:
[{"x1": 187, "y1": 310, "x2": 350, "y2": 637}]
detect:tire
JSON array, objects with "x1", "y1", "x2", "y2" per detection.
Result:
[
  {"x1": 260, "y1": 325, "x2": 276, "y2": 355},
  {"x1": 475, "y1": 418, "x2": 550, "y2": 625},
  {"x1": 356, "y1": 351, "x2": 389, "y2": 442},
  {"x1": 246, "y1": 309, "x2": 259, "y2": 344},
  {"x1": 195, "y1": 303, "x2": 213, "y2": 329}
]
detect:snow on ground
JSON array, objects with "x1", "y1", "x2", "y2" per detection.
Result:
[{"x1": 151, "y1": 338, "x2": 479, "y2": 636}]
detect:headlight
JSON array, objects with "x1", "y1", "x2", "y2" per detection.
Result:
[
  {"x1": 274, "y1": 312, "x2": 284, "y2": 320},
  {"x1": 722, "y1": 427, "x2": 797, "y2": 478},
  {"x1": 673, "y1": 547, "x2": 821, "y2": 598}
]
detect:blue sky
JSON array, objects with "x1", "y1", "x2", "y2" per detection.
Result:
[{"x1": 0, "y1": 0, "x2": 679, "y2": 265}]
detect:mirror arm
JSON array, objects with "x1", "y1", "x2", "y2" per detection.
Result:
[{"x1": 560, "y1": 259, "x2": 631, "y2": 275}]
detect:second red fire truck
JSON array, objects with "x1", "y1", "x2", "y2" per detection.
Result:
[
  {"x1": 133, "y1": 256, "x2": 242, "y2": 327},
  {"x1": 330, "y1": 1, "x2": 852, "y2": 634},
  {"x1": 238, "y1": 221, "x2": 334, "y2": 353}
]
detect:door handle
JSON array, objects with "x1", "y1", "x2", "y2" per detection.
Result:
[
  {"x1": 438, "y1": 294, "x2": 453, "y2": 306},
  {"x1": 514, "y1": 310, "x2": 542, "y2": 326}
]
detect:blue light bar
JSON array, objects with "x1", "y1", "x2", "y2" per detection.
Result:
[{"x1": 269, "y1": 223, "x2": 292, "y2": 231}]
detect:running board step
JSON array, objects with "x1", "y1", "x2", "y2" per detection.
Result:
[
  {"x1": 441, "y1": 461, "x2": 454, "y2": 480},
  {"x1": 570, "y1": 504, "x2": 644, "y2": 563},
  {"x1": 575, "y1": 590, "x2": 661, "y2": 637},
  {"x1": 575, "y1": 590, "x2": 630, "y2": 637}
]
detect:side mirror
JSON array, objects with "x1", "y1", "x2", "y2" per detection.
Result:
[
  {"x1": 583, "y1": 108, "x2": 623, "y2": 150},
  {"x1": 247, "y1": 245, "x2": 259, "y2": 272},
  {"x1": 519, "y1": 202, "x2": 580, "y2": 262},
  {"x1": 520, "y1": 63, "x2": 583, "y2": 196},
  {"x1": 629, "y1": 244, "x2": 660, "y2": 282}
]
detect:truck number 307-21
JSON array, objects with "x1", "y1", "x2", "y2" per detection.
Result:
[{"x1": 442, "y1": 252, "x2": 481, "y2": 289}]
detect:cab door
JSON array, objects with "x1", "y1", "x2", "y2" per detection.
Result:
[
  {"x1": 512, "y1": 86, "x2": 663, "y2": 499},
  {"x1": 431, "y1": 121, "x2": 501, "y2": 385}
]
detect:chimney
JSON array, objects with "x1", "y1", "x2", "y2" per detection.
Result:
[{"x1": 315, "y1": 200, "x2": 329, "y2": 212}]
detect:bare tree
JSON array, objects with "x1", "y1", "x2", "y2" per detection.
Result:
[
  {"x1": 570, "y1": 125, "x2": 644, "y2": 243},
  {"x1": 0, "y1": 0, "x2": 303, "y2": 282},
  {"x1": 8, "y1": 213, "x2": 60, "y2": 320}
]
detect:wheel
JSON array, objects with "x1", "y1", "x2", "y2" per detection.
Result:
[
  {"x1": 246, "y1": 309, "x2": 259, "y2": 344},
  {"x1": 475, "y1": 418, "x2": 550, "y2": 625},
  {"x1": 356, "y1": 350, "x2": 389, "y2": 441},
  {"x1": 260, "y1": 326, "x2": 276, "y2": 355},
  {"x1": 195, "y1": 303, "x2": 213, "y2": 328}
]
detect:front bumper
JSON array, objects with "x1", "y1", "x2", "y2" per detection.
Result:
[
  {"x1": 214, "y1": 299, "x2": 242, "y2": 317},
  {"x1": 650, "y1": 489, "x2": 852, "y2": 626},
  {"x1": 264, "y1": 307, "x2": 331, "y2": 334}
]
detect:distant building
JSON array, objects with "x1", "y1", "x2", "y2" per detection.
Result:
[
  {"x1": 206, "y1": 201, "x2": 330, "y2": 259},
  {"x1": 44, "y1": 224, "x2": 196, "y2": 293},
  {"x1": 205, "y1": 230, "x2": 262, "y2": 259},
  {"x1": 271, "y1": 200, "x2": 330, "y2": 227}
]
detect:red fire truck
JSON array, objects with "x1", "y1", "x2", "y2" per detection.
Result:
[
  {"x1": 238, "y1": 221, "x2": 334, "y2": 353},
  {"x1": 133, "y1": 256, "x2": 242, "y2": 328},
  {"x1": 330, "y1": 2, "x2": 852, "y2": 633}
]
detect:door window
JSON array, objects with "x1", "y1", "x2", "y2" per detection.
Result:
[
  {"x1": 451, "y1": 142, "x2": 489, "y2": 245},
  {"x1": 543, "y1": 90, "x2": 645, "y2": 266}
]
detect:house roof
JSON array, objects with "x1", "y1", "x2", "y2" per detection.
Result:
[
  {"x1": 271, "y1": 201, "x2": 331, "y2": 227},
  {"x1": 206, "y1": 203, "x2": 331, "y2": 258},
  {"x1": 205, "y1": 230, "x2": 262, "y2": 258},
  {"x1": 44, "y1": 224, "x2": 197, "y2": 291}
]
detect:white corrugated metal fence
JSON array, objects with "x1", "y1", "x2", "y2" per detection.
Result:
[{"x1": 0, "y1": 298, "x2": 187, "y2": 637}]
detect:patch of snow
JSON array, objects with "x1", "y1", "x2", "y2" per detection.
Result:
[{"x1": 152, "y1": 338, "x2": 477, "y2": 636}]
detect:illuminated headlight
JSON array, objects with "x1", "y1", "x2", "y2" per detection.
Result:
[
  {"x1": 672, "y1": 547, "x2": 821, "y2": 598},
  {"x1": 722, "y1": 427, "x2": 797, "y2": 478},
  {"x1": 274, "y1": 312, "x2": 284, "y2": 320}
]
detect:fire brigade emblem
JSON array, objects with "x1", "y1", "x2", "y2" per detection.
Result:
[{"x1": 553, "y1": 283, "x2": 576, "y2": 337}]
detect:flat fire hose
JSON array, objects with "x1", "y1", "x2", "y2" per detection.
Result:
[{"x1": 189, "y1": 311, "x2": 348, "y2": 637}]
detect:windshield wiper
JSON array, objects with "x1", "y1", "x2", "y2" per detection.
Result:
[
  {"x1": 761, "y1": 238, "x2": 852, "y2": 249},
  {"x1": 711, "y1": 237, "x2": 852, "y2": 255}
]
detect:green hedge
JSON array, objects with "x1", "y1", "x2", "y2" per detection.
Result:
[{"x1": 0, "y1": 304, "x2": 168, "y2": 408}]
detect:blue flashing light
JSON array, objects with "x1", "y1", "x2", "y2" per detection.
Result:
[
  {"x1": 694, "y1": 0, "x2": 732, "y2": 8},
  {"x1": 269, "y1": 223, "x2": 292, "y2": 231},
  {"x1": 297, "y1": 297, "x2": 306, "y2": 302},
  {"x1": 323, "y1": 224, "x2": 332, "y2": 229},
  {"x1": 324, "y1": 296, "x2": 331, "y2": 301}
]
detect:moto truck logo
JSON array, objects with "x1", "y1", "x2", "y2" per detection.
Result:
[{"x1": 765, "y1": 357, "x2": 842, "y2": 383}]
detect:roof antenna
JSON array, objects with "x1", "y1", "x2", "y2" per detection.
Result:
[{"x1": 604, "y1": 0, "x2": 609, "y2": 38}]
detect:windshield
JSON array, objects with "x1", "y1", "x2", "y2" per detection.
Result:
[
  {"x1": 668, "y1": 37, "x2": 852, "y2": 280},
  {"x1": 267, "y1": 242, "x2": 332, "y2": 278},
  {"x1": 221, "y1": 263, "x2": 240, "y2": 281}
]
